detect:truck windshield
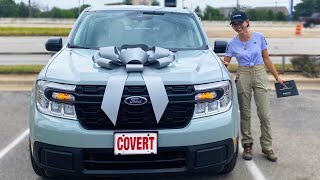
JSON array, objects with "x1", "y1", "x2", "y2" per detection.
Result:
[{"x1": 71, "y1": 11, "x2": 206, "y2": 51}]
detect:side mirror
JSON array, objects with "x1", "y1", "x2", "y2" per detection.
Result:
[
  {"x1": 214, "y1": 41, "x2": 227, "y2": 53},
  {"x1": 45, "y1": 37, "x2": 63, "y2": 52}
]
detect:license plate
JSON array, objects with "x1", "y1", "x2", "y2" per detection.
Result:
[{"x1": 114, "y1": 132, "x2": 157, "y2": 155}]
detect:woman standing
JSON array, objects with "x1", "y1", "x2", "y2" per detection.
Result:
[{"x1": 223, "y1": 11, "x2": 284, "y2": 162}]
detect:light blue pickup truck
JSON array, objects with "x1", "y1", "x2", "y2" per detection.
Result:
[{"x1": 29, "y1": 5, "x2": 239, "y2": 178}]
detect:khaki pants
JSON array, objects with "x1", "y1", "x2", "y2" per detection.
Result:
[{"x1": 236, "y1": 65, "x2": 273, "y2": 151}]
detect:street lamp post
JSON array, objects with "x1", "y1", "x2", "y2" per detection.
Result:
[
  {"x1": 289, "y1": 0, "x2": 293, "y2": 20},
  {"x1": 79, "y1": 0, "x2": 81, "y2": 17},
  {"x1": 237, "y1": 0, "x2": 239, "y2": 10},
  {"x1": 29, "y1": 0, "x2": 32, "y2": 17}
]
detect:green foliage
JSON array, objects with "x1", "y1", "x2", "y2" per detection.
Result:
[
  {"x1": 194, "y1": 6, "x2": 202, "y2": 19},
  {"x1": 151, "y1": 0, "x2": 160, "y2": 6},
  {"x1": 0, "y1": 1, "x2": 90, "y2": 18},
  {"x1": 246, "y1": 9, "x2": 257, "y2": 20},
  {"x1": 0, "y1": 0, "x2": 18, "y2": 17},
  {"x1": 49, "y1": 7, "x2": 75, "y2": 18},
  {"x1": 0, "y1": 65, "x2": 44, "y2": 74},
  {"x1": 275, "y1": 12, "x2": 287, "y2": 21},
  {"x1": 0, "y1": 27, "x2": 71, "y2": 36},
  {"x1": 246, "y1": 9, "x2": 287, "y2": 21},
  {"x1": 266, "y1": 10, "x2": 274, "y2": 21},
  {"x1": 294, "y1": 0, "x2": 320, "y2": 20},
  {"x1": 202, "y1": 6, "x2": 225, "y2": 21},
  {"x1": 17, "y1": 2, "x2": 29, "y2": 17},
  {"x1": 125, "y1": 0, "x2": 132, "y2": 5},
  {"x1": 291, "y1": 56, "x2": 320, "y2": 78}
]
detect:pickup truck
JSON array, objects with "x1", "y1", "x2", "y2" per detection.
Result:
[
  {"x1": 29, "y1": 5, "x2": 239, "y2": 178},
  {"x1": 302, "y1": 12, "x2": 320, "y2": 28}
]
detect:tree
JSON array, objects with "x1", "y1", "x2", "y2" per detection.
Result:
[
  {"x1": 0, "y1": 0, "x2": 18, "y2": 17},
  {"x1": 151, "y1": 0, "x2": 160, "y2": 6},
  {"x1": 202, "y1": 5, "x2": 224, "y2": 21},
  {"x1": 266, "y1": 10, "x2": 274, "y2": 21},
  {"x1": 275, "y1": 12, "x2": 287, "y2": 21},
  {"x1": 194, "y1": 6, "x2": 202, "y2": 19},
  {"x1": 246, "y1": 9, "x2": 257, "y2": 21},
  {"x1": 17, "y1": 2, "x2": 29, "y2": 17},
  {"x1": 294, "y1": 0, "x2": 320, "y2": 20},
  {"x1": 125, "y1": 0, "x2": 132, "y2": 5}
]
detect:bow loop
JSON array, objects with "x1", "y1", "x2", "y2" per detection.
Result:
[{"x1": 119, "y1": 48, "x2": 149, "y2": 65}]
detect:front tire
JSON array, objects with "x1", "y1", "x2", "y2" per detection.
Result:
[
  {"x1": 309, "y1": 22, "x2": 315, "y2": 28},
  {"x1": 219, "y1": 143, "x2": 238, "y2": 174},
  {"x1": 29, "y1": 143, "x2": 48, "y2": 178}
]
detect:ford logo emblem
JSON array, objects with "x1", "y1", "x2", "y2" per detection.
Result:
[{"x1": 124, "y1": 96, "x2": 148, "y2": 106}]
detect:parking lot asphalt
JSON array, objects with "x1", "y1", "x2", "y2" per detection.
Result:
[{"x1": 0, "y1": 90, "x2": 319, "y2": 180}]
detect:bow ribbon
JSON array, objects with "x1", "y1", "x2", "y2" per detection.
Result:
[{"x1": 93, "y1": 46, "x2": 175, "y2": 125}]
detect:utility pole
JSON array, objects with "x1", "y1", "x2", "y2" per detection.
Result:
[
  {"x1": 236, "y1": 0, "x2": 240, "y2": 10},
  {"x1": 79, "y1": 0, "x2": 81, "y2": 17},
  {"x1": 289, "y1": 0, "x2": 293, "y2": 20},
  {"x1": 28, "y1": 0, "x2": 32, "y2": 17}
]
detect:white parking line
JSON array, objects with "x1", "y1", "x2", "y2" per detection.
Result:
[
  {"x1": 239, "y1": 143, "x2": 267, "y2": 180},
  {"x1": 0, "y1": 129, "x2": 29, "y2": 160},
  {"x1": 238, "y1": 110, "x2": 266, "y2": 180}
]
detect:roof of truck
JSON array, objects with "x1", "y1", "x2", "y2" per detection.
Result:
[{"x1": 87, "y1": 5, "x2": 191, "y2": 14}]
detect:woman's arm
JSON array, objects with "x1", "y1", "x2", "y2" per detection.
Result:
[{"x1": 262, "y1": 49, "x2": 285, "y2": 84}]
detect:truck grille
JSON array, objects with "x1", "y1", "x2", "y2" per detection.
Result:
[{"x1": 74, "y1": 85, "x2": 195, "y2": 130}]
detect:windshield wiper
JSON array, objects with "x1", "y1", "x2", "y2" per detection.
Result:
[{"x1": 68, "y1": 44, "x2": 93, "y2": 49}]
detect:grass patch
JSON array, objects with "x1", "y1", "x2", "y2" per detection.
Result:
[
  {"x1": 0, "y1": 65, "x2": 44, "y2": 74},
  {"x1": 0, "y1": 27, "x2": 71, "y2": 36}
]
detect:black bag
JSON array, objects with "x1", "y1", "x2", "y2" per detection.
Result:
[{"x1": 274, "y1": 80, "x2": 299, "y2": 98}]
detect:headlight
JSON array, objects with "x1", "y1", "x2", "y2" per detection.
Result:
[
  {"x1": 193, "y1": 81, "x2": 232, "y2": 118},
  {"x1": 35, "y1": 80, "x2": 77, "y2": 120}
]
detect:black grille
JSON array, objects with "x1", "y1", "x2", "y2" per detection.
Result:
[
  {"x1": 83, "y1": 149, "x2": 186, "y2": 170},
  {"x1": 74, "y1": 85, "x2": 195, "y2": 130}
]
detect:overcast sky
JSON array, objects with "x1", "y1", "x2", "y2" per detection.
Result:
[{"x1": 15, "y1": 0, "x2": 302, "y2": 11}]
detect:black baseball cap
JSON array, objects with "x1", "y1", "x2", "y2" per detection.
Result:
[{"x1": 230, "y1": 11, "x2": 248, "y2": 25}]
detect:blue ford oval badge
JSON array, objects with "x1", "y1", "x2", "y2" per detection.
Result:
[{"x1": 124, "y1": 96, "x2": 147, "y2": 106}]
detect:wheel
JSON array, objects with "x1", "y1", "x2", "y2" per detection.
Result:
[
  {"x1": 29, "y1": 143, "x2": 48, "y2": 178},
  {"x1": 219, "y1": 143, "x2": 238, "y2": 174},
  {"x1": 309, "y1": 22, "x2": 315, "y2": 28}
]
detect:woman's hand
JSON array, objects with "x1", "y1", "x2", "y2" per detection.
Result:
[
  {"x1": 222, "y1": 56, "x2": 231, "y2": 68},
  {"x1": 276, "y1": 76, "x2": 285, "y2": 84},
  {"x1": 223, "y1": 60, "x2": 229, "y2": 68}
]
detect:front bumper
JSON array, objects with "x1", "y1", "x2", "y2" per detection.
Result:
[
  {"x1": 30, "y1": 104, "x2": 238, "y2": 148},
  {"x1": 32, "y1": 139, "x2": 235, "y2": 176}
]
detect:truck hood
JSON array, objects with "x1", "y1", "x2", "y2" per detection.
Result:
[{"x1": 44, "y1": 48, "x2": 224, "y2": 85}]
